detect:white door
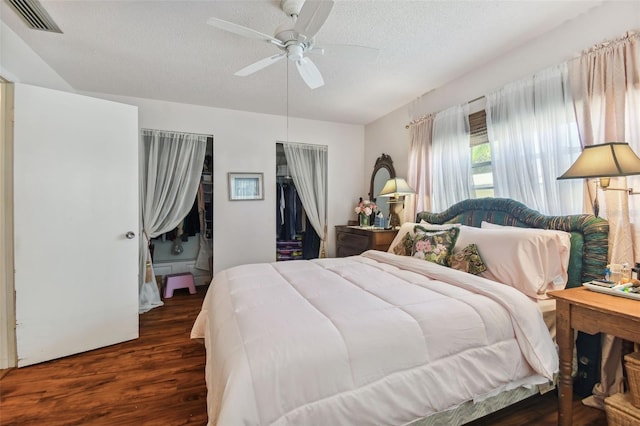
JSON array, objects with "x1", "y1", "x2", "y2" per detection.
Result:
[{"x1": 13, "y1": 83, "x2": 139, "y2": 367}]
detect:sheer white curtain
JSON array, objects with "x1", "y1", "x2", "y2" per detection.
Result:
[
  {"x1": 486, "y1": 63, "x2": 582, "y2": 215},
  {"x1": 406, "y1": 115, "x2": 434, "y2": 222},
  {"x1": 431, "y1": 104, "x2": 472, "y2": 212},
  {"x1": 283, "y1": 142, "x2": 328, "y2": 257},
  {"x1": 568, "y1": 30, "x2": 640, "y2": 409},
  {"x1": 139, "y1": 129, "x2": 207, "y2": 313}
]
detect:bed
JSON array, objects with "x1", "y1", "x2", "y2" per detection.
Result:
[{"x1": 191, "y1": 198, "x2": 609, "y2": 425}]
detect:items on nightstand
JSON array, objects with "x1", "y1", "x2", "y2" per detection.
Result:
[
  {"x1": 582, "y1": 281, "x2": 640, "y2": 300},
  {"x1": 632, "y1": 263, "x2": 640, "y2": 280}
]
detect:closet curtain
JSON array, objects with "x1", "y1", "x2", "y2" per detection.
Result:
[
  {"x1": 406, "y1": 115, "x2": 434, "y2": 222},
  {"x1": 282, "y1": 143, "x2": 328, "y2": 257},
  {"x1": 431, "y1": 104, "x2": 472, "y2": 212},
  {"x1": 139, "y1": 129, "x2": 207, "y2": 314},
  {"x1": 486, "y1": 63, "x2": 582, "y2": 215},
  {"x1": 568, "y1": 30, "x2": 640, "y2": 409}
]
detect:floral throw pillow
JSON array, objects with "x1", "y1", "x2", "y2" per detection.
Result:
[
  {"x1": 448, "y1": 243, "x2": 488, "y2": 275},
  {"x1": 411, "y1": 227, "x2": 460, "y2": 266},
  {"x1": 392, "y1": 232, "x2": 414, "y2": 256}
]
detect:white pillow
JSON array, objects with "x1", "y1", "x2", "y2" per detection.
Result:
[
  {"x1": 479, "y1": 222, "x2": 572, "y2": 260},
  {"x1": 454, "y1": 224, "x2": 571, "y2": 299}
]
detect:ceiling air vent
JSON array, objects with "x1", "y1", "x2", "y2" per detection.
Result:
[{"x1": 5, "y1": 0, "x2": 62, "y2": 33}]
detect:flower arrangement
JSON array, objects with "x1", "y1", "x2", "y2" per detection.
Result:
[
  {"x1": 355, "y1": 198, "x2": 377, "y2": 226},
  {"x1": 354, "y1": 199, "x2": 377, "y2": 216}
]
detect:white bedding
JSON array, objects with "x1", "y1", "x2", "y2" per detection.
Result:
[{"x1": 191, "y1": 250, "x2": 559, "y2": 425}]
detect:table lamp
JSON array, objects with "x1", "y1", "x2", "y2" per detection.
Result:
[{"x1": 378, "y1": 177, "x2": 415, "y2": 228}]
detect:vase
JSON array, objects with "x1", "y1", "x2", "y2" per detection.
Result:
[{"x1": 359, "y1": 214, "x2": 370, "y2": 227}]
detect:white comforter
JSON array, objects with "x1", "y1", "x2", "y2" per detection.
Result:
[{"x1": 191, "y1": 250, "x2": 558, "y2": 426}]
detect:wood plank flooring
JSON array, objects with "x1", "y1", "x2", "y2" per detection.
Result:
[
  {"x1": 0, "y1": 286, "x2": 208, "y2": 426},
  {"x1": 0, "y1": 285, "x2": 608, "y2": 425}
]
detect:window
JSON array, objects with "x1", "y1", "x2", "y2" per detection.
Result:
[{"x1": 469, "y1": 110, "x2": 494, "y2": 198}]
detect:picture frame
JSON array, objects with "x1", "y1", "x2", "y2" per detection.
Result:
[{"x1": 228, "y1": 172, "x2": 264, "y2": 201}]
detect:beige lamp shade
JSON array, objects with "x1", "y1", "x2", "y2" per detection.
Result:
[
  {"x1": 558, "y1": 142, "x2": 640, "y2": 180},
  {"x1": 378, "y1": 177, "x2": 415, "y2": 197}
]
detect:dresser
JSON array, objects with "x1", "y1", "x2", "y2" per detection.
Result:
[{"x1": 335, "y1": 226, "x2": 399, "y2": 257}]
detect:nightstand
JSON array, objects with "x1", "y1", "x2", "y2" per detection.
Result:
[
  {"x1": 548, "y1": 286, "x2": 640, "y2": 426},
  {"x1": 335, "y1": 225, "x2": 398, "y2": 257}
]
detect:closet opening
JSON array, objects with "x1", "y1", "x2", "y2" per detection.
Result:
[
  {"x1": 276, "y1": 142, "x2": 328, "y2": 261},
  {"x1": 144, "y1": 134, "x2": 213, "y2": 296}
]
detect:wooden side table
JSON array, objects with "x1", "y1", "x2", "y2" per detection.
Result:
[
  {"x1": 335, "y1": 225, "x2": 398, "y2": 257},
  {"x1": 548, "y1": 286, "x2": 640, "y2": 426}
]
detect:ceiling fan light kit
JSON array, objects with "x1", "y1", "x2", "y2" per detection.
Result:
[{"x1": 206, "y1": 0, "x2": 377, "y2": 90}]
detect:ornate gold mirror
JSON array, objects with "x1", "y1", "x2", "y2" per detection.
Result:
[{"x1": 369, "y1": 154, "x2": 396, "y2": 221}]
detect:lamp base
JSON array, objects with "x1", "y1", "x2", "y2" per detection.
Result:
[
  {"x1": 388, "y1": 197, "x2": 404, "y2": 228},
  {"x1": 388, "y1": 212, "x2": 401, "y2": 229}
]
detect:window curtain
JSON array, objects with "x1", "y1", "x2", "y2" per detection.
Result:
[
  {"x1": 568, "y1": 30, "x2": 640, "y2": 409},
  {"x1": 282, "y1": 142, "x2": 328, "y2": 258},
  {"x1": 139, "y1": 129, "x2": 207, "y2": 313},
  {"x1": 406, "y1": 115, "x2": 434, "y2": 222},
  {"x1": 486, "y1": 63, "x2": 583, "y2": 215},
  {"x1": 431, "y1": 104, "x2": 472, "y2": 212}
]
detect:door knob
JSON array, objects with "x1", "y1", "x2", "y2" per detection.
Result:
[{"x1": 125, "y1": 231, "x2": 136, "y2": 239}]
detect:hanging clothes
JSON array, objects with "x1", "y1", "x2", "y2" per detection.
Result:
[
  {"x1": 276, "y1": 180, "x2": 306, "y2": 261},
  {"x1": 155, "y1": 196, "x2": 199, "y2": 242},
  {"x1": 302, "y1": 216, "x2": 320, "y2": 260},
  {"x1": 181, "y1": 198, "x2": 200, "y2": 240},
  {"x1": 278, "y1": 182, "x2": 304, "y2": 241},
  {"x1": 276, "y1": 182, "x2": 285, "y2": 235}
]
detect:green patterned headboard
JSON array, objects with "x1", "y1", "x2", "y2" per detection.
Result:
[{"x1": 416, "y1": 198, "x2": 609, "y2": 288}]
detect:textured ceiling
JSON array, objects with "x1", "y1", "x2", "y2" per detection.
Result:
[{"x1": 0, "y1": 0, "x2": 602, "y2": 124}]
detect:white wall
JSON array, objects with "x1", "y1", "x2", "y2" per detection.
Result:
[
  {"x1": 83, "y1": 93, "x2": 365, "y2": 274},
  {"x1": 365, "y1": 1, "x2": 640, "y2": 192},
  {"x1": 0, "y1": 22, "x2": 72, "y2": 92},
  {"x1": 365, "y1": 106, "x2": 411, "y2": 184}
]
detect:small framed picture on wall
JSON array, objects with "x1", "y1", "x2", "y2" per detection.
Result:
[{"x1": 228, "y1": 172, "x2": 264, "y2": 201}]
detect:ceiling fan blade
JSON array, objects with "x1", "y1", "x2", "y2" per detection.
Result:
[
  {"x1": 295, "y1": 57, "x2": 324, "y2": 89},
  {"x1": 207, "y1": 17, "x2": 283, "y2": 46},
  {"x1": 315, "y1": 44, "x2": 379, "y2": 63},
  {"x1": 294, "y1": 1, "x2": 334, "y2": 39},
  {"x1": 235, "y1": 53, "x2": 286, "y2": 77}
]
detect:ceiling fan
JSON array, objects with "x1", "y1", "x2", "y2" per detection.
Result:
[{"x1": 206, "y1": 0, "x2": 378, "y2": 90}]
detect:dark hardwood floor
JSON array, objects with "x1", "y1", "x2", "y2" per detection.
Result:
[
  {"x1": 0, "y1": 285, "x2": 608, "y2": 425},
  {"x1": 0, "y1": 286, "x2": 209, "y2": 426}
]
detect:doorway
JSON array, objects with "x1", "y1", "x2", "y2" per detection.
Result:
[
  {"x1": 275, "y1": 142, "x2": 328, "y2": 260},
  {"x1": 148, "y1": 135, "x2": 214, "y2": 287}
]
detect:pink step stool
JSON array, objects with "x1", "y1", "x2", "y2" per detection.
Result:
[{"x1": 164, "y1": 272, "x2": 196, "y2": 298}]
